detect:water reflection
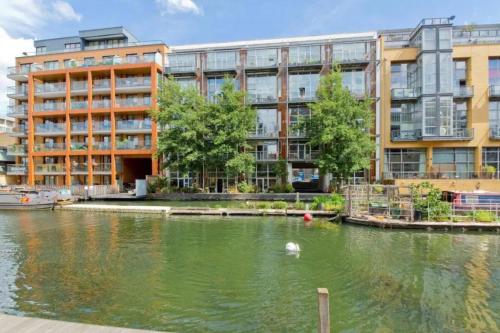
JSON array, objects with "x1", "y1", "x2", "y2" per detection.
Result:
[{"x1": 0, "y1": 212, "x2": 498, "y2": 332}]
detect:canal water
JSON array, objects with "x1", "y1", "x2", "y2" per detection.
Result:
[{"x1": 0, "y1": 211, "x2": 498, "y2": 333}]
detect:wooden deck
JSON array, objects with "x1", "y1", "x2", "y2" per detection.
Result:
[{"x1": 0, "y1": 314, "x2": 162, "y2": 332}]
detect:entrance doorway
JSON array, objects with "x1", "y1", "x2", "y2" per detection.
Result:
[{"x1": 122, "y1": 158, "x2": 152, "y2": 186}]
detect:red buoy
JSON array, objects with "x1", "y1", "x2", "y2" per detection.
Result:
[{"x1": 303, "y1": 213, "x2": 313, "y2": 222}]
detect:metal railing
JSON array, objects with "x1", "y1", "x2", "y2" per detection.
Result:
[
  {"x1": 35, "y1": 164, "x2": 66, "y2": 174},
  {"x1": 93, "y1": 79, "x2": 111, "y2": 90},
  {"x1": 248, "y1": 127, "x2": 279, "y2": 138},
  {"x1": 71, "y1": 100, "x2": 88, "y2": 110},
  {"x1": 490, "y1": 127, "x2": 500, "y2": 139},
  {"x1": 421, "y1": 128, "x2": 474, "y2": 140},
  {"x1": 115, "y1": 76, "x2": 151, "y2": 88},
  {"x1": 71, "y1": 122, "x2": 88, "y2": 133},
  {"x1": 246, "y1": 94, "x2": 278, "y2": 104},
  {"x1": 252, "y1": 151, "x2": 279, "y2": 161},
  {"x1": 391, "y1": 88, "x2": 418, "y2": 99},
  {"x1": 71, "y1": 163, "x2": 88, "y2": 173},
  {"x1": 92, "y1": 99, "x2": 111, "y2": 109},
  {"x1": 332, "y1": 52, "x2": 370, "y2": 64},
  {"x1": 166, "y1": 65, "x2": 198, "y2": 74},
  {"x1": 7, "y1": 164, "x2": 27, "y2": 174},
  {"x1": 115, "y1": 98, "x2": 151, "y2": 108},
  {"x1": 7, "y1": 144, "x2": 27, "y2": 155},
  {"x1": 92, "y1": 122, "x2": 112, "y2": 132},
  {"x1": 34, "y1": 102, "x2": 66, "y2": 112},
  {"x1": 116, "y1": 120, "x2": 152, "y2": 131},
  {"x1": 35, "y1": 123, "x2": 66, "y2": 134},
  {"x1": 93, "y1": 163, "x2": 112, "y2": 172},
  {"x1": 288, "y1": 58, "x2": 323, "y2": 67},
  {"x1": 7, "y1": 104, "x2": 28, "y2": 117},
  {"x1": 70, "y1": 142, "x2": 88, "y2": 150},
  {"x1": 7, "y1": 66, "x2": 32, "y2": 76},
  {"x1": 92, "y1": 141, "x2": 112, "y2": 150},
  {"x1": 453, "y1": 86, "x2": 474, "y2": 98},
  {"x1": 7, "y1": 86, "x2": 28, "y2": 97},
  {"x1": 288, "y1": 94, "x2": 316, "y2": 103},
  {"x1": 35, "y1": 82, "x2": 66, "y2": 94},
  {"x1": 71, "y1": 81, "x2": 88, "y2": 91},
  {"x1": 12, "y1": 126, "x2": 27, "y2": 136},
  {"x1": 288, "y1": 150, "x2": 320, "y2": 161},
  {"x1": 34, "y1": 143, "x2": 66, "y2": 151},
  {"x1": 115, "y1": 141, "x2": 151, "y2": 150},
  {"x1": 391, "y1": 129, "x2": 421, "y2": 141}
]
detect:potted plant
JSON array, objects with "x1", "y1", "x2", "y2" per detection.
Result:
[{"x1": 483, "y1": 165, "x2": 496, "y2": 179}]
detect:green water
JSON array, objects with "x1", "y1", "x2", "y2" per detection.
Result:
[{"x1": 0, "y1": 211, "x2": 499, "y2": 333}]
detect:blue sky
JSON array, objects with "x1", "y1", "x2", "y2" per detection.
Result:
[{"x1": 0, "y1": 0, "x2": 499, "y2": 113}]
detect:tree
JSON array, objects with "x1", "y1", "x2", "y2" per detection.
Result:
[
  {"x1": 206, "y1": 77, "x2": 256, "y2": 182},
  {"x1": 151, "y1": 77, "x2": 209, "y2": 187},
  {"x1": 306, "y1": 65, "x2": 374, "y2": 191}
]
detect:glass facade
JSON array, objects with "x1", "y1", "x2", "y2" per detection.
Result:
[
  {"x1": 288, "y1": 73, "x2": 319, "y2": 101},
  {"x1": 332, "y1": 43, "x2": 367, "y2": 62},
  {"x1": 384, "y1": 149, "x2": 426, "y2": 178},
  {"x1": 288, "y1": 45, "x2": 321, "y2": 65},
  {"x1": 439, "y1": 53, "x2": 452, "y2": 93},
  {"x1": 391, "y1": 63, "x2": 417, "y2": 89},
  {"x1": 432, "y1": 148, "x2": 475, "y2": 178},
  {"x1": 175, "y1": 77, "x2": 197, "y2": 90},
  {"x1": 341, "y1": 69, "x2": 365, "y2": 96},
  {"x1": 246, "y1": 49, "x2": 279, "y2": 67},
  {"x1": 422, "y1": 53, "x2": 436, "y2": 94},
  {"x1": 289, "y1": 107, "x2": 310, "y2": 137},
  {"x1": 254, "y1": 109, "x2": 278, "y2": 137},
  {"x1": 247, "y1": 75, "x2": 278, "y2": 102},
  {"x1": 206, "y1": 51, "x2": 239, "y2": 70},
  {"x1": 168, "y1": 53, "x2": 197, "y2": 71},
  {"x1": 490, "y1": 101, "x2": 500, "y2": 131},
  {"x1": 483, "y1": 147, "x2": 500, "y2": 178},
  {"x1": 207, "y1": 76, "x2": 238, "y2": 102},
  {"x1": 489, "y1": 58, "x2": 500, "y2": 85}
]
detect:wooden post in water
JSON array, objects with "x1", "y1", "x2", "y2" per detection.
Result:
[{"x1": 317, "y1": 288, "x2": 330, "y2": 333}]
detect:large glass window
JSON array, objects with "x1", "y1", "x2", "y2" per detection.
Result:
[
  {"x1": 247, "y1": 49, "x2": 278, "y2": 67},
  {"x1": 453, "y1": 101, "x2": 468, "y2": 131},
  {"x1": 432, "y1": 148, "x2": 475, "y2": 178},
  {"x1": 422, "y1": 28, "x2": 436, "y2": 50},
  {"x1": 247, "y1": 75, "x2": 278, "y2": 102},
  {"x1": 254, "y1": 109, "x2": 278, "y2": 137},
  {"x1": 383, "y1": 149, "x2": 426, "y2": 179},
  {"x1": 342, "y1": 69, "x2": 365, "y2": 96},
  {"x1": 175, "y1": 77, "x2": 197, "y2": 90},
  {"x1": 489, "y1": 58, "x2": 500, "y2": 86},
  {"x1": 206, "y1": 51, "x2": 238, "y2": 70},
  {"x1": 422, "y1": 53, "x2": 436, "y2": 94},
  {"x1": 483, "y1": 147, "x2": 500, "y2": 178},
  {"x1": 168, "y1": 53, "x2": 197, "y2": 71},
  {"x1": 288, "y1": 45, "x2": 321, "y2": 65},
  {"x1": 490, "y1": 101, "x2": 500, "y2": 130},
  {"x1": 438, "y1": 27, "x2": 452, "y2": 49},
  {"x1": 391, "y1": 103, "x2": 417, "y2": 134},
  {"x1": 391, "y1": 63, "x2": 417, "y2": 89},
  {"x1": 332, "y1": 43, "x2": 367, "y2": 62},
  {"x1": 439, "y1": 53, "x2": 452, "y2": 93},
  {"x1": 207, "y1": 76, "x2": 238, "y2": 102},
  {"x1": 289, "y1": 107, "x2": 310, "y2": 136},
  {"x1": 439, "y1": 96, "x2": 453, "y2": 135},
  {"x1": 453, "y1": 60, "x2": 467, "y2": 89},
  {"x1": 423, "y1": 97, "x2": 437, "y2": 136},
  {"x1": 288, "y1": 72, "x2": 319, "y2": 101},
  {"x1": 252, "y1": 141, "x2": 278, "y2": 161}
]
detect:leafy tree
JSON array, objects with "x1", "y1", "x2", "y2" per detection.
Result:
[
  {"x1": 151, "y1": 77, "x2": 209, "y2": 186},
  {"x1": 206, "y1": 77, "x2": 256, "y2": 182},
  {"x1": 306, "y1": 65, "x2": 374, "y2": 191}
]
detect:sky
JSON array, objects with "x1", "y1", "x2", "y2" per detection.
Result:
[{"x1": 1, "y1": 0, "x2": 499, "y2": 113}]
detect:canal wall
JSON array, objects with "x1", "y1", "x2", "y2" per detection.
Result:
[{"x1": 147, "y1": 192, "x2": 327, "y2": 202}]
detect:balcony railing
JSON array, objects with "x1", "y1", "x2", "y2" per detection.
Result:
[
  {"x1": 93, "y1": 163, "x2": 112, "y2": 173},
  {"x1": 246, "y1": 94, "x2": 278, "y2": 104},
  {"x1": 332, "y1": 51, "x2": 370, "y2": 64},
  {"x1": 252, "y1": 151, "x2": 278, "y2": 161},
  {"x1": 7, "y1": 86, "x2": 28, "y2": 98},
  {"x1": 70, "y1": 100, "x2": 88, "y2": 110},
  {"x1": 248, "y1": 126, "x2": 279, "y2": 138},
  {"x1": 35, "y1": 123, "x2": 66, "y2": 134},
  {"x1": 71, "y1": 163, "x2": 88, "y2": 173},
  {"x1": 92, "y1": 122, "x2": 112, "y2": 133},
  {"x1": 7, "y1": 104, "x2": 28, "y2": 117},
  {"x1": 34, "y1": 102, "x2": 66, "y2": 112},
  {"x1": 11, "y1": 126, "x2": 27, "y2": 136},
  {"x1": 490, "y1": 128, "x2": 500, "y2": 139},
  {"x1": 421, "y1": 128, "x2": 474, "y2": 140},
  {"x1": 288, "y1": 151, "x2": 320, "y2": 161},
  {"x1": 7, "y1": 144, "x2": 27, "y2": 156},
  {"x1": 391, "y1": 88, "x2": 418, "y2": 99},
  {"x1": 490, "y1": 85, "x2": 500, "y2": 97},
  {"x1": 115, "y1": 141, "x2": 151, "y2": 150},
  {"x1": 92, "y1": 141, "x2": 112, "y2": 150},
  {"x1": 92, "y1": 99, "x2": 111, "y2": 109},
  {"x1": 71, "y1": 122, "x2": 88, "y2": 133},
  {"x1": 71, "y1": 81, "x2": 88, "y2": 92},
  {"x1": 288, "y1": 94, "x2": 316, "y2": 103},
  {"x1": 288, "y1": 58, "x2": 323, "y2": 67},
  {"x1": 116, "y1": 120, "x2": 152, "y2": 132},
  {"x1": 35, "y1": 82, "x2": 66, "y2": 95},
  {"x1": 453, "y1": 86, "x2": 474, "y2": 98},
  {"x1": 70, "y1": 142, "x2": 88, "y2": 151},
  {"x1": 34, "y1": 143, "x2": 66, "y2": 152},
  {"x1": 7, "y1": 66, "x2": 32, "y2": 78},
  {"x1": 115, "y1": 98, "x2": 151, "y2": 108},
  {"x1": 288, "y1": 128, "x2": 307, "y2": 138},
  {"x1": 7, "y1": 164, "x2": 27, "y2": 175},
  {"x1": 391, "y1": 129, "x2": 421, "y2": 141},
  {"x1": 383, "y1": 171, "x2": 498, "y2": 180},
  {"x1": 115, "y1": 77, "x2": 151, "y2": 88},
  {"x1": 166, "y1": 65, "x2": 198, "y2": 74},
  {"x1": 35, "y1": 164, "x2": 65, "y2": 174},
  {"x1": 93, "y1": 79, "x2": 111, "y2": 91}
]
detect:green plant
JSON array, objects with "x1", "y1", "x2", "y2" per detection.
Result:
[
  {"x1": 483, "y1": 165, "x2": 496, "y2": 174},
  {"x1": 311, "y1": 193, "x2": 344, "y2": 212},
  {"x1": 271, "y1": 201, "x2": 288, "y2": 209},
  {"x1": 410, "y1": 182, "x2": 451, "y2": 221},
  {"x1": 256, "y1": 202, "x2": 272, "y2": 209},
  {"x1": 293, "y1": 201, "x2": 306, "y2": 210},
  {"x1": 473, "y1": 210, "x2": 496, "y2": 223},
  {"x1": 270, "y1": 183, "x2": 295, "y2": 193},
  {"x1": 237, "y1": 182, "x2": 255, "y2": 193}
]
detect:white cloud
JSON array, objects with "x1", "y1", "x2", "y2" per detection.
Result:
[
  {"x1": 0, "y1": 0, "x2": 82, "y2": 36},
  {"x1": 0, "y1": 27, "x2": 34, "y2": 114},
  {"x1": 156, "y1": 0, "x2": 202, "y2": 15}
]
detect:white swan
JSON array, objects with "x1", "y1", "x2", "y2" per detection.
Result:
[{"x1": 285, "y1": 242, "x2": 301, "y2": 252}]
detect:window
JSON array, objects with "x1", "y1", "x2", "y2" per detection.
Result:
[
  {"x1": 332, "y1": 43, "x2": 367, "y2": 62},
  {"x1": 391, "y1": 63, "x2": 417, "y2": 89},
  {"x1": 289, "y1": 45, "x2": 321, "y2": 65},
  {"x1": 384, "y1": 149, "x2": 426, "y2": 179},
  {"x1": 453, "y1": 60, "x2": 467, "y2": 88},
  {"x1": 422, "y1": 28, "x2": 436, "y2": 50},
  {"x1": 483, "y1": 147, "x2": 500, "y2": 178},
  {"x1": 44, "y1": 61, "x2": 59, "y2": 70},
  {"x1": 438, "y1": 28, "x2": 452, "y2": 49},
  {"x1": 432, "y1": 148, "x2": 475, "y2": 178},
  {"x1": 489, "y1": 58, "x2": 500, "y2": 86},
  {"x1": 254, "y1": 109, "x2": 278, "y2": 136},
  {"x1": 253, "y1": 141, "x2": 278, "y2": 161},
  {"x1": 288, "y1": 72, "x2": 319, "y2": 101},
  {"x1": 423, "y1": 97, "x2": 437, "y2": 136},
  {"x1": 439, "y1": 53, "x2": 452, "y2": 93},
  {"x1": 84, "y1": 57, "x2": 95, "y2": 66},
  {"x1": 206, "y1": 51, "x2": 238, "y2": 70},
  {"x1": 143, "y1": 52, "x2": 157, "y2": 63},
  {"x1": 175, "y1": 77, "x2": 197, "y2": 90},
  {"x1": 453, "y1": 101, "x2": 468, "y2": 132},
  {"x1": 168, "y1": 53, "x2": 197, "y2": 71},
  {"x1": 490, "y1": 101, "x2": 500, "y2": 130},
  {"x1": 36, "y1": 46, "x2": 47, "y2": 54},
  {"x1": 289, "y1": 107, "x2": 310, "y2": 136},
  {"x1": 391, "y1": 103, "x2": 417, "y2": 134},
  {"x1": 422, "y1": 53, "x2": 436, "y2": 93},
  {"x1": 64, "y1": 43, "x2": 81, "y2": 51},
  {"x1": 247, "y1": 75, "x2": 278, "y2": 102},
  {"x1": 247, "y1": 49, "x2": 278, "y2": 67},
  {"x1": 342, "y1": 69, "x2": 365, "y2": 96},
  {"x1": 439, "y1": 96, "x2": 453, "y2": 136}
]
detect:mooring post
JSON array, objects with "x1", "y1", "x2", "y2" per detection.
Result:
[{"x1": 317, "y1": 288, "x2": 330, "y2": 333}]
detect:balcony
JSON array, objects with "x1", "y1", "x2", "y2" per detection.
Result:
[
  {"x1": 7, "y1": 86, "x2": 28, "y2": 100},
  {"x1": 288, "y1": 94, "x2": 316, "y2": 104},
  {"x1": 115, "y1": 141, "x2": 151, "y2": 150},
  {"x1": 71, "y1": 162, "x2": 88, "y2": 174},
  {"x1": 391, "y1": 88, "x2": 418, "y2": 100},
  {"x1": 71, "y1": 100, "x2": 88, "y2": 111},
  {"x1": 35, "y1": 123, "x2": 66, "y2": 136},
  {"x1": 92, "y1": 99, "x2": 111, "y2": 109},
  {"x1": 288, "y1": 58, "x2": 323, "y2": 68},
  {"x1": 34, "y1": 143, "x2": 66, "y2": 152},
  {"x1": 93, "y1": 79, "x2": 111, "y2": 94},
  {"x1": 115, "y1": 97, "x2": 151, "y2": 109},
  {"x1": 35, "y1": 82, "x2": 66, "y2": 98},
  {"x1": 288, "y1": 128, "x2": 307, "y2": 138},
  {"x1": 7, "y1": 104, "x2": 28, "y2": 118},
  {"x1": 288, "y1": 150, "x2": 319, "y2": 162},
  {"x1": 71, "y1": 122, "x2": 88, "y2": 134},
  {"x1": 70, "y1": 142, "x2": 88, "y2": 151},
  {"x1": 11, "y1": 126, "x2": 28, "y2": 137},
  {"x1": 115, "y1": 120, "x2": 152, "y2": 133},
  {"x1": 252, "y1": 151, "x2": 278, "y2": 161},
  {"x1": 92, "y1": 122, "x2": 112, "y2": 134},
  {"x1": 34, "y1": 102, "x2": 66, "y2": 113},
  {"x1": 246, "y1": 94, "x2": 278, "y2": 105},
  {"x1": 332, "y1": 50, "x2": 370, "y2": 64},
  {"x1": 115, "y1": 76, "x2": 152, "y2": 93},
  {"x1": 383, "y1": 171, "x2": 496, "y2": 181},
  {"x1": 7, "y1": 164, "x2": 27, "y2": 175},
  {"x1": 421, "y1": 128, "x2": 474, "y2": 141},
  {"x1": 453, "y1": 86, "x2": 474, "y2": 98},
  {"x1": 92, "y1": 141, "x2": 112, "y2": 150},
  {"x1": 391, "y1": 129, "x2": 422, "y2": 141},
  {"x1": 70, "y1": 81, "x2": 88, "y2": 95},
  {"x1": 7, "y1": 144, "x2": 27, "y2": 156},
  {"x1": 490, "y1": 85, "x2": 500, "y2": 98},
  {"x1": 248, "y1": 127, "x2": 279, "y2": 139},
  {"x1": 7, "y1": 66, "x2": 31, "y2": 81},
  {"x1": 490, "y1": 128, "x2": 500, "y2": 139},
  {"x1": 93, "y1": 163, "x2": 112, "y2": 174},
  {"x1": 35, "y1": 164, "x2": 66, "y2": 175}
]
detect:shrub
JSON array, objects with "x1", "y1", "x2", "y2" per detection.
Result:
[
  {"x1": 473, "y1": 210, "x2": 496, "y2": 222},
  {"x1": 237, "y1": 182, "x2": 255, "y2": 193},
  {"x1": 160, "y1": 186, "x2": 171, "y2": 194},
  {"x1": 270, "y1": 183, "x2": 295, "y2": 193},
  {"x1": 293, "y1": 201, "x2": 306, "y2": 210},
  {"x1": 410, "y1": 182, "x2": 451, "y2": 221},
  {"x1": 147, "y1": 176, "x2": 170, "y2": 193},
  {"x1": 311, "y1": 193, "x2": 345, "y2": 212},
  {"x1": 256, "y1": 202, "x2": 272, "y2": 209},
  {"x1": 271, "y1": 201, "x2": 288, "y2": 209}
]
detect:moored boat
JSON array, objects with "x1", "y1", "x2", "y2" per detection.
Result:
[{"x1": 0, "y1": 191, "x2": 55, "y2": 210}]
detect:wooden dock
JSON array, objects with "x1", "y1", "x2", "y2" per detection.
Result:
[{"x1": 0, "y1": 314, "x2": 162, "y2": 332}]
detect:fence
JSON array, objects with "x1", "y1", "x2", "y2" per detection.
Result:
[{"x1": 4, "y1": 184, "x2": 119, "y2": 197}]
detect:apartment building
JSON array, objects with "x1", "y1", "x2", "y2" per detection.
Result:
[
  {"x1": 7, "y1": 27, "x2": 167, "y2": 186},
  {"x1": 6, "y1": 18, "x2": 500, "y2": 191},
  {"x1": 380, "y1": 18, "x2": 500, "y2": 191}
]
